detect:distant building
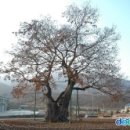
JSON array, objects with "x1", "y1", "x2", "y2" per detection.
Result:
[
  {"x1": 0, "y1": 96, "x2": 8, "y2": 112},
  {"x1": 120, "y1": 103, "x2": 130, "y2": 113},
  {"x1": 125, "y1": 103, "x2": 130, "y2": 112}
]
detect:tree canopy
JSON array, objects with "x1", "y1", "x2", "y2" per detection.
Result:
[{"x1": 0, "y1": 2, "x2": 123, "y2": 121}]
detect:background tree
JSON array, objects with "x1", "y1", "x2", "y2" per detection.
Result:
[{"x1": 0, "y1": 2, "x2": 123, "y2": 122}]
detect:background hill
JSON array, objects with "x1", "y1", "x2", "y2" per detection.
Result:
[
  {"x1": 0, "y1": 80, "x2": 13, "y2": 98},
  {"x1": 0, "y1": 79, "x2": 129, "y2": 110}
]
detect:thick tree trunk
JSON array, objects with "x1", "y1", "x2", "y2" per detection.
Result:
[
  {"x1": 46, "y1": 99, "x2": 59, "y2": 122},
  {"x1": 46, "y1": 80, "x2": 75, "y2": 122}
]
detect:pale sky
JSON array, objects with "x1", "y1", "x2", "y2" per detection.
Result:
[{"x1": 0, "y1": 0, "x2": 130, "y2": 79}]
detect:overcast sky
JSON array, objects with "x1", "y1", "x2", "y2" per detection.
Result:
[{"x1": 0, "y1": 0, "x2": 130, "y2": 79}]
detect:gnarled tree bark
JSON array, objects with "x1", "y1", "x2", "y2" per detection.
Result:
[{"x1": 46, "y1": 80, "x2": 75, "y2": 122}]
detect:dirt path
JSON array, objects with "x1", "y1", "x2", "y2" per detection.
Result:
[{"x1": 0, "y1": 118, "x2": 129, "y2": 130}]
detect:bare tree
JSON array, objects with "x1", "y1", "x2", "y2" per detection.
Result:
[{"x1": 0, "y1": 3, "x2": 123, "y2": 122}]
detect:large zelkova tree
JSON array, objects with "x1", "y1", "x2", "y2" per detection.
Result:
[{"x1": 0, "y1": 3, "x2": 123, "y2": 122}]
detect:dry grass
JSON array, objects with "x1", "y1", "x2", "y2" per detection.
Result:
[{"x1": 0, "y1": 118, "x2": 129, "y2": 130}]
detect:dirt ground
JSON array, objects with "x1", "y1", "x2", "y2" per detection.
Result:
[{"x1": 0, "y1": 118, "x2": 129, "y2": 130}]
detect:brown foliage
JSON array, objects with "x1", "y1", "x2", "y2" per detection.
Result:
[{"x1": 0, "y1": 2, "x2": 124, "y2": 122}]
